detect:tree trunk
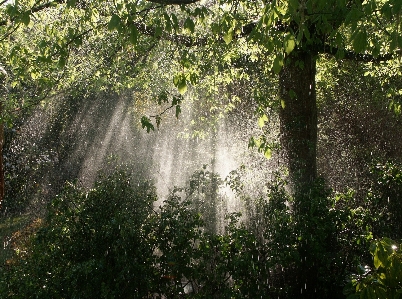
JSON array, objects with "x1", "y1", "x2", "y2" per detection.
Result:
[
  {"x1": 279, "y1": 50, "x2": 319, "y2": 298},
  {"x1": 0, "y1": 67, "x2": 6, "y2": 212},
  {"x1": 279, "y1": 50, "x2": 317, "y2": 192},
  {"x1": 0, "y1": 106, "x2": 3, "y2": 210}
]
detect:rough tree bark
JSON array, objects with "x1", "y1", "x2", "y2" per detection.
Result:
[
  {"x1": 279, "y1": 50, "x2": 320, "y2": 298},
  {"x1": 279, "y1": 50, "x2": 318, "y2": 192},
  {"x1": 0, "y1": 67, "x2": 6, "y2": 211}
]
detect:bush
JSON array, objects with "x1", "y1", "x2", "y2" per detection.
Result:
[
  {"x1": 4, "y1": 165, "x2": 401, "y2": 299},
  {"x1": 345, "y1": 238, "x2": 402, "y2": 299},
  {"x1": 1, "y1": 171, "x2": 158, "y2": 298},
  {"x1": 0, "y1": 169, "x2": 278, "y2": 298}
]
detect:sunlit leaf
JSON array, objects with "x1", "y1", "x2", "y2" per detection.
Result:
[
  {"x1": 284, "y1": 34, "x2": 296, "y2": 55},
  {"x1": 223, "y1": 29, "x2": 233, "y2": 45},
  {"x1": 258, "y1": 114, "x2": 268, "y2": 128},
  {"x1": 273, "y1": 55, "x2": 283, "y2": 74},
  {"x1": 264, "y1": 148, "x2": 272, "y2": 159},
  {"x1": 177, "y1": 81, "x2": 187, "y2": 94}
]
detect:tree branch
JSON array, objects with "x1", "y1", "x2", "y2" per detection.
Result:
[
  {"x1": 319, "y1": 45, "x2": 397, "y2": 62},
  {"x1": 133, "y1": 21, "x2": 204, "y2": 47},
  {"x1": 146, "y1": 0, "x2": 200, "y2": 4},
  {"x1": 0, "y1": 0, "x2": 65, "y2": 26}
]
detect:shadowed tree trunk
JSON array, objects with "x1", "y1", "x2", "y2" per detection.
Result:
[
  {"x1": 279, "y1": 50, "x2": 320, "y2": 298},
  {"x1": 0, "y1": 66, "x2": 6, "y2": 211},
  {"x1": 279, "y1": 50, "x2": 318, "y2": 192}
]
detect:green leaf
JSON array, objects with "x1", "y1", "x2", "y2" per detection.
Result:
[
  {"x1": 365, "y1": 288, "x2": 378, "y2": 299},
  {"x1": 141, "y1": 116, "x2": 154, "y2": 133},
  {"x1": 74, "y1": 36, "x2": 82, "y2": 46},
  {"x1": 129, "y1": 25, "x2": 138, "y2": 45},
  {"x1": 67, "y1": 0, "x2": 77, "y2": 8},
  {"x1": 156, "y1": 116, "x2": 161, "y2": 128},
  {"x1": 172, "y1": 96, "x2": 181, "y2": 106},
  {"x1": 108, "y1": 14, "x2": 121, "y2": 31},
  {"x1": 248, "y1": 137, "x2": 255, "y2": 148},
  {"x1": 171, "y1": 13, "x2": 179, "y2": 30},
  {"x1": 352, "y1": 30, "x2": 367, "y2": 53},
  {"x1": 289, "y1": 89, "x2": 297, "y2": 99},
  {"x1": 390, "y1": 31, "x2": 399, "y2": 52},
  {"x1": 377, "y1": 246, "x2": 390, "y2": 268},
  {"x1": 155, "y1": 26, "x2": 163, "y2": 38},
  {"x1": 177, "y1": 80, "x2": 187, "y2": 94},
  {"x1": 174, "y1": 74, "x2": 187, "y2": 94},
  {"x1": 184, "y1": 17, "x2": 195, "y2": 34},
  {"x1": 175, "y1": 105, "x2": 181, "y2": 118},
  {"x1": 284, "y1": 33, "x2": 296, "y2": 55},
  {"x1": 264, "y1": 148, "x2": 272, "y2": 159},
  {"x1": 273, "y1": 55, "x2": 283, "y2": 74},
  {"x1": 189, "y1": 72, "x2": 198, "y2": 85},
  {"x1": 58, "y1": 57, "x2": 67, "y2": 68},
  {"x1": 157, "y1": 91, "x2": 168, "y2": 105},
  {"x1": 163, "y1": 13, "x2": 172, "y2": 32},
  {"x1": 374, "y1": 250, "x2": 382, "y2": 268},
  {"x1": 20, "y1": 11, "x2": 30, "y2": 26},
  {"x1": 30, "y1": 72, "x2": 38, "y2": 79},
  {"x1": 223, "y1": 29, "x2": 233, "y2": 45},
  {"x1": 258, "y1": 114, "x2": 268, "y2": 128}
]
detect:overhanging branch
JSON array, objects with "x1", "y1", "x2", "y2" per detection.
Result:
[
  {"x1": 0, "y1": 0, "x2": 65, "y2": 26},
  {"x1": 319, "y1": 45, "x2": 397, "y2": 62},
  {"x1": 146, "y1": 0, "x2": 200, "y2": 4}
]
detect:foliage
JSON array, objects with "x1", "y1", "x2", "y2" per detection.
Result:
[
  {"x1": 345, "y1": 238, "x2": 402, "y2": 299},
  {"x1": 225, "y1": 169, "x2": 387, "y2": 298},
  {"x1": 0, "y1": 170, "x2": 267, "y2": 298},
  {"x1": 184, "y1": 165, "x2": 226, "y2": 233},
  {"x1": 3, "y1": 165, "x2": 402, "y2": 298},
  {"x1": 1, "y1": 171, "x2": 158, "y2": 298},
  {"x1": 367, "y1": 162, "x2": 402, "y2": 239}
]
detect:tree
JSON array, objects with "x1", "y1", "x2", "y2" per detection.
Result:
[{"x1": 1, "y1": 0, "x2": 401, "y2": 189}]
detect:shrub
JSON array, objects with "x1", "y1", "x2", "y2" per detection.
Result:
[
  {"x1": 345, "y1": 238, "x2": 402, "y2": 299},
  {"x1": 1, "y1": 171, "x2": 158, "y2": 299}
]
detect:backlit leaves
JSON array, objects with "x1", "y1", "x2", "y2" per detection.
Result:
[
  {"x1": 173, "y1": 73, "x2": 187, "y2": 95},
  {"x1": 223, "y1": 29, "x2": 233, "y2": 45},
  {"x1": 284, "y1": 33, "x2": 295, "y2": 55},
  {"x1": 346, "y1": 238, "x2": 402, "y2": 299},
  {"x1": 273, "y1": 54, "x2": 283, "y2": 74},
  {"x1": 257, "y1": 114, "x2": 268, "y2": 128}
]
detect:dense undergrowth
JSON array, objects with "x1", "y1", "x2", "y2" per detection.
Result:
[{"x1": 1, "y1": 163, "x2": 402, "y2": 298}]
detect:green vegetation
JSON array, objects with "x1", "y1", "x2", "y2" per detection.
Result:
[
  {"x1": 345, "y1": 238, "x2": 402, "y2": 299},
  {"x1": 0, "y1": 215, "x2": 29, "y2": 264},
  {"x1": 2, "y1": 165, "x2": 402, "y2": 298}
]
